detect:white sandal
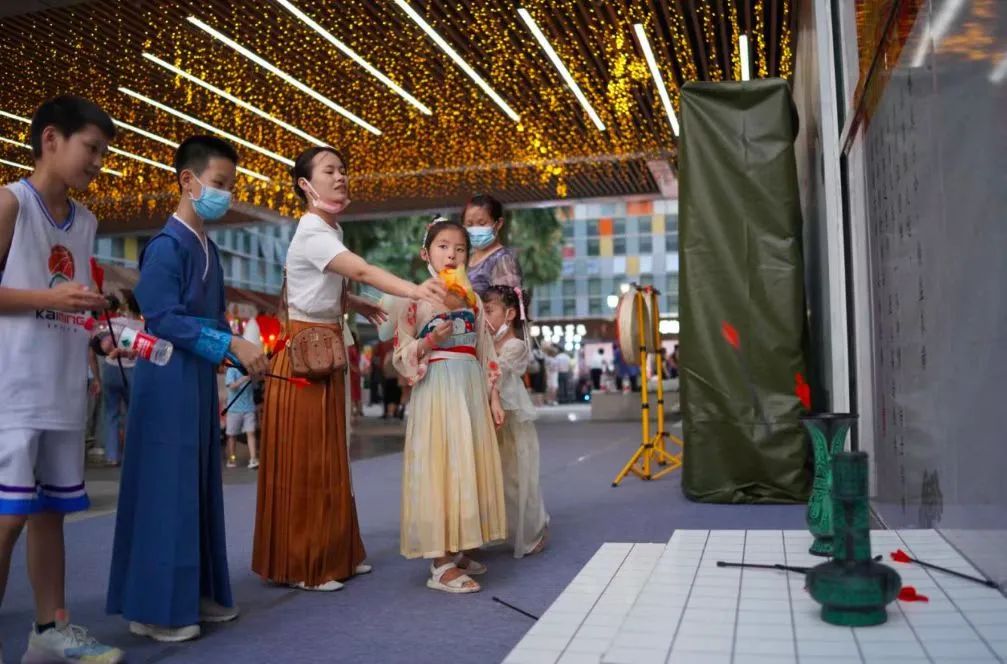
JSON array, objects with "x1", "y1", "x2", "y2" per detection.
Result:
[
  {"x1": 427, "y1": 562, "x2": 480, "y2": 594},
  {"x1": 454, "y1": 553, "x2": 487, "y2": 576}
]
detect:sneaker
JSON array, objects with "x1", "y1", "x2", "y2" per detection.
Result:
[
  {"x1": 226, "y1": 456, "x2": 237, "y2": 469},
  {"x1": 127, "y1": 622, "x2": 200, "y2": 643},
  {"x1": 290, "y1": 580, "x2": 343, "y2": 592},
  {"x1": 23, "y1": 618, "x2": 124, "y2": 663},
  {"x1": 198, "y1": 598, "x2": 239, "y2": 623},
  {"x1": 354, "y1": 563, "x2": 373, "y2": 575},
  {"x1": 247, "y1": 458, "x2": 259, "y2": 470}
]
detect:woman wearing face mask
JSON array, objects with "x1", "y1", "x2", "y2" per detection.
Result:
[
  {"x1": 462, "y1": 194, "x2": 523, "y2": 298},
  {"x1": 252, "y1": 147, "x2": 446, "y2": 592}
]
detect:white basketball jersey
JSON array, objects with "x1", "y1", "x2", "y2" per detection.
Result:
[{"x1": 0, "y1": 179, "x2": 97, "y2": 430}]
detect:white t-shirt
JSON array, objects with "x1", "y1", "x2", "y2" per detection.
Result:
[
  {"x1": 286, "y1": 213, "x2": 348, "y2": 324},
  {"x1": 590, "y1": 352, "x2": 605, "y2": 370},
  {"x1": 555, "y1": 352, "x2": 572, "y2": 373}
]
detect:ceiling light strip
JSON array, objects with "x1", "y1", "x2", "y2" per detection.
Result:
[
  {"x1": 112, "y1": 118, "x2": 270, "y2": 182},
  {"x1": 0, "y1": 109, "x2": 31, "y2": 124},
  {"x1": 273, "y1": 0, "x2": 432, "y2": 116},
  {"x1": 739, "y1": 34, "x2": 751, "y2": 81},
  {"x1": 394, "y1": 0, "x2": 519, "y2": 122},
  {"x1": 0, "y1": 156, "x2": 32, "y2": 171},
  {"x1": 113, "y1": 118, "x2": 177, "y2": 148},
  {"x1": 108, "y1": 146, "x2": 175, "y2": 172},
  {"x1": 142, "y1": 52, "x2": 329, "y2": 146},
  {"x1": 633, "y1": 24, "x2": 679, "y2": 137},
  {"x1": 0, "y1": 136, "x2": 30, "y2": 149},
  {"x1": 119, "y1": 86, "x2": 294, "y2": 166},
  {"x1": 1, "y1": 135, "x2": 122, "y2": 177},
  {"x1": 187, "y1": 16, "x2": 382, "y2": 135},
  {"x1": 518, "y1": 8, "x2": 604, "y2": 131},
  {"x1": 3, "y1": 107, "x2": 266, "y2": 181}
]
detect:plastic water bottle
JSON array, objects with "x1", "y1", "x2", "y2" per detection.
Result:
[{"x1": 111, "y1": 324, "x2": 174, "y2": 366}]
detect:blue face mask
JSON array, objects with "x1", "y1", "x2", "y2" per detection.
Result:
[
  {"x1": 189, "y1": 175, "x2": 232, "y2": 221},
  {"x1": 467, "y1": 225, "x2": 496, "y2": 249}
]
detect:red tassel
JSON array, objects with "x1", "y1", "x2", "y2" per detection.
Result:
[
  {"x1": 721, "y1": 321, "x2": 740, "y2": 350},
  {"x1": 272, "y1": 336, "x2": 288, "y2": 356},
  {"x1": 898, "y1": 586, "x2": 929, "y2": 602},
  {"x1": 891, "y1": 549, "x2": 913, "y2": 564}
]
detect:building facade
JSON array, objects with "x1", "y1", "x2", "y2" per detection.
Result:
[
  {"x1": 94, "y1": 222, "x2": 293, "y2": 296},
  {"x1": 532, "y1": 198, "x2": 679, "y2": 321}
]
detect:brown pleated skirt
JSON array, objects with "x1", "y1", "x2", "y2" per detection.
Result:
[{"x1": 252, "y1": 319, "x2": 366, "y2": 586}]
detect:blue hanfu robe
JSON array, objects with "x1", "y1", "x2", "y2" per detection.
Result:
[{"x1": 106, "y1": 216, "x2": 234, "y2": 628}]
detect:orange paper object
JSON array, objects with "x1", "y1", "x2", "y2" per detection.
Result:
[{"x1": 439, "y1": 266, "x2": 478, "y2": 311}]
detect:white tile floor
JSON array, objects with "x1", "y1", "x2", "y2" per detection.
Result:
[{"x1": 504, "y1": 530, "x2": 1007, "y2": 664}]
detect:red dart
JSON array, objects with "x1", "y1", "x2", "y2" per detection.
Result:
[
  {"x1": 721, "y1": 320, "x2": 771, "y2": 432},
  {"x1": 891, "y1": 549, "x2": 913, "y2": 563},
  {"x1": 721, "y1": 321, "x2": 740, "y2": 350},
  {"x1": 89, "y1": 257, "x2": 130, "y2": 395},
  {"x1": 891, "y1": 549, "x2": 999, "y2": 587},
  {"x1": 795, "y1": 372, "x2": 812, "y2": 410},
  {"x1": 898, "y1": 586, "x2": 929, "y2": 602},
  {"x1": 287, "y1": 377, "x2": 311, "y2": 389},
  {"x1": 273, "y1": 336, "x2": 288, "y2": 355}
]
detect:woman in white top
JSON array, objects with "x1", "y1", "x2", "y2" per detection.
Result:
[{"x1": 252, "y1": 147, "x2": 445, "y2": 592}]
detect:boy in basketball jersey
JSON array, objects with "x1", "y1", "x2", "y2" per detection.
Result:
[{"x1": 0, "y1": 97, "x2": 125, "y2": 662}]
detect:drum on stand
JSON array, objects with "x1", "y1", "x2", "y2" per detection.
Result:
[{"x1": 614, "y1": 290, "x2": 657, "y2": 365}]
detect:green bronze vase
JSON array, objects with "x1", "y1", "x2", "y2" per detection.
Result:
[
  {"x1": 806, "y1": 451, "x2": 901, "y2": 626},
  {"x1": 800, "y1": 413, "x2": 857, "y2": 556}
]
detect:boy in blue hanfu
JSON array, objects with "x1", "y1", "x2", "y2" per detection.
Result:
[{"x1": 106, "y1": 136, "x2": 267, "y2": 642}]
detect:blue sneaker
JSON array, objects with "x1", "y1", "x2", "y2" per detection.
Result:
[{"x1": 22, "y1": 616, "x2": 124, "y2": 663}]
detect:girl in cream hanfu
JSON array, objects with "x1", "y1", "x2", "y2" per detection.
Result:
[{"x1": 393, "y1": 220, "x2": 507, "y2": 594}]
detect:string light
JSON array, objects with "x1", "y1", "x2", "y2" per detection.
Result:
[
  {"x1": 729, "y1": 2, "x2": 743, "y2": 81},
  {"x1": 518, "y1": 8, "x2": 605, "y2": 131},
  {"x1": 394, "y1": 0, "x2": 520, "y2": 122},
  {"x1": 754, "y1": 0, "x2": 769, "y2": 78},
  {"x1": 700, "y1": 2, "x2": 723, "y2": 81},
  {"x1": 0, "y1": 1, "x2": 794, "y2": 221},
  {"x1": 634, "y1": 24, "x2": 679, "y2": 137},
  {"x1": 142, "y1": 53, "x2": 329, "y2": 147},
  {"x1": 119, "y1": 87, "x2": 294, "y2": 166},
  {"x1": 779, "y1": 0, "x2": 794, "y2": 78},
  {"x1": 667, "y1": 3, "x2": 699, "y2": 82},
  {"x1": 271, "y1": 0, "x2": 432, "y2": 116},
  {"x1": 186, "y1": 16, "x2": 382, "y2": 136}
]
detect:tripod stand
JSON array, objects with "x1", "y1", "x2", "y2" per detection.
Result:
[{"x1": 612, "y1": 285, "x2": 683, "y2": 486}]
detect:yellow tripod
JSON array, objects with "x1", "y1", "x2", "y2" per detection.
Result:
[{"x1": 612, "y1": 285, "x2": 683, "y2": 486}]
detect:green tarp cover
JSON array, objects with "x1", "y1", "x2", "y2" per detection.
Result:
[{"x1": 678, "y1": 79, "x2": 810, "y2": 503}]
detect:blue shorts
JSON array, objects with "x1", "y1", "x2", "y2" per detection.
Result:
[{"x1": 0, "y1": 428, "x2": 89, "y2": 515}]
